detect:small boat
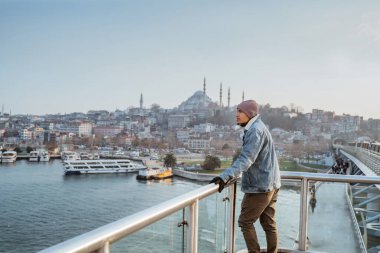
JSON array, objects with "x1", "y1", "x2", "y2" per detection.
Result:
[
  {"x1": 39, "y1": 151, "x2": 50, "y2": 162},
  {"x1": 29, "y1": 150, "x2": 50, "y2": 162},
  {"x1": 136, "y1": 162, "x2": 173, "y2": 180},
  {"x1": 61, "y1": 151, "x2": 80, "y2": 161},
  {"x1": 63, "y1": 159, "x2": 146, "y2": 175},
  {"x1": 1, "y1": 151, "x2": 17, "y2": 163},
  {"x1": 79, "y1": 152, "x2": 91, "y2": 160},
  {"x1": 29, "y1": 151, "x2": 40, "y2": 162}
]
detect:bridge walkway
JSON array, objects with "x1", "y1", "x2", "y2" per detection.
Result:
[{"x1": 307, "y1": 182, "x2": 360, "y2": 253}]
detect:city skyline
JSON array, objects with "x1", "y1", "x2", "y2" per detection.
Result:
[{"x1": 1, "y1": 1, "x2": 380, "y2": 119}]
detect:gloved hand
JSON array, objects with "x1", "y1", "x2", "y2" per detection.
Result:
[{"x1": 209, "y1": 177, "x2": 225, "y2": 193}]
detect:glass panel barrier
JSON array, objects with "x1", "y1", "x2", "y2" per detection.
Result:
[
  {"x1": 233, "y1": 182, "x2": 301, "y2": 252},
  {"x1": 38, "y1": 173, "x2": 380, "y2": 253},
  {"x1": 197, "y1": 187, "x2": 229, "y2": 253},
  {"x1": 110, "y1": 209, "x2": 185, "y2": 253}
]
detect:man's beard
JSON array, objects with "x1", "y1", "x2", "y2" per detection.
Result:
[{"x1": 237, "y1": 122, "x2": 248, "y2": 127}]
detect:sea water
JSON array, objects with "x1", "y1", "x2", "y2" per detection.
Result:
[{"x1": 0, "y1": 160, "x2": 300, "y2": 253}]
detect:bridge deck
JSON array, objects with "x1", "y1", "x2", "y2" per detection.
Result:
[
  {"x1": 307, "y1": 182, "x2": 360, "y2": 253},
  {"x1": 341, "y1": 150, "x2": 380, "y2": 192}
]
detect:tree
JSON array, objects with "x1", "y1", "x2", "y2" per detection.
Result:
[
  {"x1": 26, "y1": 146, "x2": 34, "y2": 153},
  {"x1": 46, "y1": 141, "x2": 58, "y2": 153},
  {"x1": 232, "y1": 148, "x2": 242, "y2": 163},
  {"x1": 222, "y1": 143, "x2": 230, "y2": 150},
  {"x1": 132, "y1": 136, "x2": 140, "y2": 147},
  {"x1": 202, "y1": 155, "x2": 221, "y2": 171},
  {"x1": 164, "y1": 153, "x2": 176, "y2": 167},
  {"x1": 13, "y1": 147, "x2": 22, "y2": 153}
]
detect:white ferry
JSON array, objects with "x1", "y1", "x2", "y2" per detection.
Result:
[
  {"x1": 63, "y1": 159, "x2": 146, "y2": 175},
  {"x1": 1, "y1": 151, "x2": 17, "y2": 163}
]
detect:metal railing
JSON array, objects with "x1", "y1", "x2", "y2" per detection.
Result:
[
  {"x1": 338, "y1": 145, "x2": 380, "y2": 175},
  {"x1": 39, "y1": 172, "x2": 380, "y2": 253}
]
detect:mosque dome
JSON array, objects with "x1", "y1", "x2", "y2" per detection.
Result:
[{"x1": 178, "y1": 90, "x2": 216, "y2": 112}]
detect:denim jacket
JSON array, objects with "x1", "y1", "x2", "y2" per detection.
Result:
[{"x1": 219, "y1": 115, "x2": 281, "y2": 193}]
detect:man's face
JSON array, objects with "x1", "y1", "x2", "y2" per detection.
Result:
[{"x1": 236, "y1": 109, "x2": 250, "y2": 125}]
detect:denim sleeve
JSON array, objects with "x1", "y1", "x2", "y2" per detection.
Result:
[{"x1": 219, "y1": 128, "x2": 264, "y2": 183}]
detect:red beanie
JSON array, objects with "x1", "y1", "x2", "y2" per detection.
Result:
[{"x1": 237, "y1": 100, "x2": 259, "y2": 118}]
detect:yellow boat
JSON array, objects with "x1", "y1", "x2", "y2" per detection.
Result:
[{"x1": 136, "y1": 161, "x2": 173, "y2": 180}]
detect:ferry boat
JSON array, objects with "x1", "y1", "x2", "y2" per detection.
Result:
[
  {"x1": 1, "y1": 151, "x2": 17, "y2": 163},
  {"x1": 136, "y1": 163, "x2": 173, "y2": 180},
  {"x1": 63, "y1": 159, "x2": 146, "y2": 175}
]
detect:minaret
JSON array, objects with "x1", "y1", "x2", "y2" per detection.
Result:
[
  {"x1": 1, "y1": 104, "x2": 3, "y2": 116},
  {"x1": 139, "y1": 93, "x2": 143, "y2": 109},
  {"x1": 242, "y1": 91, "x2": 245, "y2": 102},
  {"x1": 219, "y1": 82, "x2": 223, "y2": 108},
  {"x1": 227, "y1": 87, "x2": 231, "y2": 108},
  {"x1": 203, "y1": 77, "x2": 206, "y2": 94}
]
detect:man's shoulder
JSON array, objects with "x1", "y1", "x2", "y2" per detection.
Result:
[{"x1": 249, "y1": 117, "x2": 265, "y2": 130}]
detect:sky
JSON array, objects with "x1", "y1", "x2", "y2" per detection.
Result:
[{"x1": 1, "y1": 1, "x2": 380, "y2": 119}]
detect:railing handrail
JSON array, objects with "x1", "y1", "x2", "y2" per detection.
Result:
[
  {"x1": 281, "y1": 171, "x2": 380, "y2": 184},
  {"x1": 39, "y1": 172, "x2": 380, "y2": 253},
  {"x1": 39, "y1": 182, "x2": 220, "y2": 253}
]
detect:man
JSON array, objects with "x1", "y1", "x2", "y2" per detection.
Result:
[{"x1": 210, "y1": 99, "x2": 281, "y2": 253}]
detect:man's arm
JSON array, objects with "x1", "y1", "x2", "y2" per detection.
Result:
[{"x1": 219, "y1": 128, "x2": 265, "y2": 182}]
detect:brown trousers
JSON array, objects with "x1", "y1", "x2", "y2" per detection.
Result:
[{"x1": 238, "y1": 189, "x2": 279, "y2": 253}]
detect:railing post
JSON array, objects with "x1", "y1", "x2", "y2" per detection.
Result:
[
  {"x1": 226, "y1": 182, "x2": 237, "y2": 253},
  {"x1": 187, "y1": 200, "x2": 199, "y2": 253},
  {"x1": 93, "y1": 241, "x2": 109, "y2": 253},
  {"x1": 298, "y1": 178, "x2": 309, "y2": 251}
]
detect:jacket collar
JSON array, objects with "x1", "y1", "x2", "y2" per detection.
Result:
[{"x1": 244, "y1": 114, "x2": 260, "y2": 131}]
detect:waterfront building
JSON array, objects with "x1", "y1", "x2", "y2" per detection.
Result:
[
  {"x1": 20, "y1": 128, "x2": 33, "y2": 140},
  {"x1": 311, "y1": 109, "x2": 324, "y2": 122},
  {"x1": 176, "y1": 129, "x2": 190, "y2": 144},
  {"x1": 78, "y1": 122, "x2": 93, "y2": 137},
  {"x1": 187, "y1": 137, "x2": 212, "y2": 151},
  {"x1": 93, "y1": 125, "x2": 123, "y2": 137},
  {"x1": 33, "y1": 127, "x2": 45, "y2": 141},
  {"x1": 168, "y1": 114, "x2": 191, "y2": 129},
  {"x1": 194, "y1": 123, "x2": 216, "y2": 133}
]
